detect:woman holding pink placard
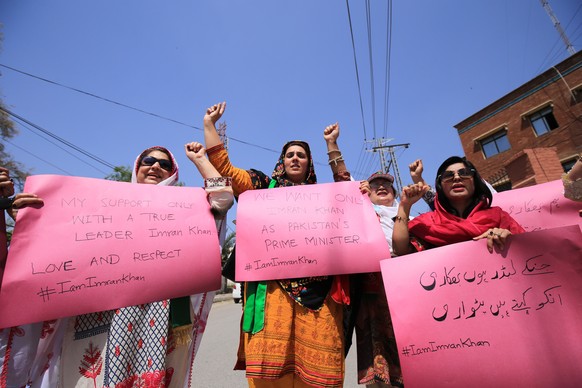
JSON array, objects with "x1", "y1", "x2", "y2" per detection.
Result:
[
  {"x1": 392, "y1": 156, "x2": 524, "y2": 256},
  {"x1": 0, "y1": 167, "x2": 45, "y2": 388},
  {"x1": 203, "y1": 102, "x2": 348, "y2": 388},
  {"x1": 1, "y1": 145, "x2": 233, "y2": 388}
]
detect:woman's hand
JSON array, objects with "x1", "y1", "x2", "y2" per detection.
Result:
[
  {"x1": 185, "y1": 142, "x2": 207, "y2": 163},
  {"x1": 9, "y1": 193, "x2": 44, "y2": 221},
  {"x1": 359, "y1": 180, "x2": 371, "y2": 196},
  {"x1": 0, "y1": 167, "x2": 15, "y2": 198},
  {"x1": 473, "y1": 228, "x2": 512, "y2": 253},
  {"x1": 408, "y1": 159, "x2": 426, "y2": 185},
  {"x1": 568, "y1": 157, "x2": 582, "y2": 181},
  {"x1": 203, "y1": 102, "x2": 226, "y2": 125},
  {"x1": 400, "y1": 182, "x2": 429, "y2": 209},
  {"x1": 323, "y1": 123, "x2": 340, "y2": 144}
]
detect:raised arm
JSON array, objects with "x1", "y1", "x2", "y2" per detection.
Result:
[
  {"x1": 323, "y1": 123, "x2": 350, "y2": 182},
  {"x1": 203, "y1": 102, "x2": 226, "y2": 149},
  {"x1": 409, "y1": 159, "x2": 435, "y2": 210},
  {"x1": 185, "y1": 141, "x2": 224, "y2": 179},
  {"x1": 392, "y1": 182, "x2": 429, "y2": 255},
  {"x1": 185, "y1": 141, "x2": 234, "y2": 214},
  {"x1": 202, "y1": 102, "x2": 255, "y2": 196}
]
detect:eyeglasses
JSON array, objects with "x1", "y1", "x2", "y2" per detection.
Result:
[
  {"x1": 370, "y1": 180, "x2": 392, "y2": 190},
  {"x1": 439, "y1": 168, "x2": 475, "y2": 183},
  {"x1": 141, "y1": 156, "x2": 173, "y2": 172}
]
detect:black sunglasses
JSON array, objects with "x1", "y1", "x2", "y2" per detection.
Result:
[
  {"x1": 439, "y1": 168, "x2": 475, "y2": 183},
  {"x1": 141, "y1": 156, "x2": 173, "y2": 172}
]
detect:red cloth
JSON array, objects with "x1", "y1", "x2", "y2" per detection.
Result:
[
  {"x1": 408, "y1": 196, "x2": 525, "y2": 249},
  {"x1": 330, "y1": 275, "x2": 350, "y2": 305}
]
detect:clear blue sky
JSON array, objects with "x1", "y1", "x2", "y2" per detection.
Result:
[{"x1": 1, "y1": 1, "x2": 581, "y2": 218}]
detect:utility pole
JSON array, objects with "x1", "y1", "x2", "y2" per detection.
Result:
[
  {"x1": 540, "y1": 0, "x2": 576, "y2": 55},
  {"x1": 367, "y1": 138, "x2": 410, "y2": 194}
]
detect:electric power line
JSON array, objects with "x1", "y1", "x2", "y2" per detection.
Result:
[
  {"x1": 0, "y1": 106, "x2": 116, "y2": 170},
  {"x1": 0, "y1": 63, "x2": 281, "y2": 155},
  {"x1": 345, "y1": 0, "x2": 369, "y2": 142},
  {"x1": 9, "y1": 115, "x2": 111, "y2": 175},
  {"x1": 2, "y1": 138, "x2": 74, "y2": 176},
  {"x1": 365, "y1": 0, "x2": 377, "y2": 139},
  {"x1": 382, "y1": 0, "x2": 393, "y2": 139}
]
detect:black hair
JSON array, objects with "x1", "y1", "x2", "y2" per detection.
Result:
[{"x1": 434, "y1": 156, "x2": 492, "y2": 218}]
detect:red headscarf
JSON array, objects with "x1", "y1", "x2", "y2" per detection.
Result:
[{"x1": 408, "y1": 195, "x2": 525, "y2": 249}]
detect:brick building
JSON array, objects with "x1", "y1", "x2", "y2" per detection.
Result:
[{"x1": 455, "y1": 51, "x2": 582, "y2": 191}]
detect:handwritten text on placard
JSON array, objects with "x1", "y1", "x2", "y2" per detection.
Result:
[
  {"x1": 494, "y1": 179, "x2": 581, "y2": 232},
  {"x1": 236, "y1": 181, "x2": 390, "y2": 281},
  {"x1": 0, "y1": 175, "x2": 221, "y2": 328}
]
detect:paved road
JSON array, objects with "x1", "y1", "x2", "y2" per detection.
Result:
[{"x1": 191, "y1": 299, "x2": 359, "y2": 387}]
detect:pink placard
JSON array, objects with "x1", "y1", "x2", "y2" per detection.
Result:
[
  {"x1": 381, "y1": 225, "x2": 582, "y2": 387},
  {"x1": 235, "y1": 181, "x2": 390, "y2": 281},
  {"x1": 0, "y1": 175, "x2": 221, "y2": 329},
  {"x1": 494, "y1": 179, "x2": 581, "y2": 232}
]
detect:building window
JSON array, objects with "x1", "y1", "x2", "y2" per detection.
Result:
[
  {"x1": 529, "y1": 106, "x2": 559, "y2": 136},
  {"x1": 562, "y1": 158, "x2": 577, "y2": 173},
  {"x1": 480, "y1": 131, "x2": 511, "y2": 158},
  {"x1": 572, "y1": 84, "x2": 582, "y2": 104}
]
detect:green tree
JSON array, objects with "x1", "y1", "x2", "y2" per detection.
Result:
[
  {"x1": 105, "y1": 165, "x2": 132, "y2": 182},
  {"x1": 221, "y1": 231, "x2": 236, "y2": 266},
  {"x1": 0, "y1": 28, "x2": 30, "y2": 191},
  {"x1": 221, "y1": 231, "x2": 236, "y2": 292}
]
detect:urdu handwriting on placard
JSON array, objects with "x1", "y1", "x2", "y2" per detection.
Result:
[
  {"x1": 418, "y1": 255, "x2": 553, "y2": 291},
  {"x1": 431, "y1": 284, "x2": 563, "y2": 322},
  {"x1": 522, "y1": 254, "x2": 554, "y2": 275},
  {"x1": 506, "y1": 197, "x2": 562, "y2": 216},
  {"x1": 507, "y1": 199, "x2": 542, "y2": 215}
]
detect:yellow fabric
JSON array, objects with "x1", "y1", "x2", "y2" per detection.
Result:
[
  {"x1": 238, "y1": 282, "x2": 344, "y2": 388},
  {"x1": 207, "y1": 143, "x2": 254, "y2": 197}
]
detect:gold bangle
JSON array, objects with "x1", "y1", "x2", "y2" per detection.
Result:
[{"x1": 327, "y1": 149, "x2": 341, "y2": 155}]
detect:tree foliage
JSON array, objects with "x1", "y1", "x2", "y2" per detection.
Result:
[
  {"x1": 221, "y1": 231, "x2": 236, "y2": 266},
  {"x1": 0, "y1": 29, "x2": 29, "y2": 191},
  {"x1": 105, "y1": 165, "x2": 132, "y2": 182}
]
